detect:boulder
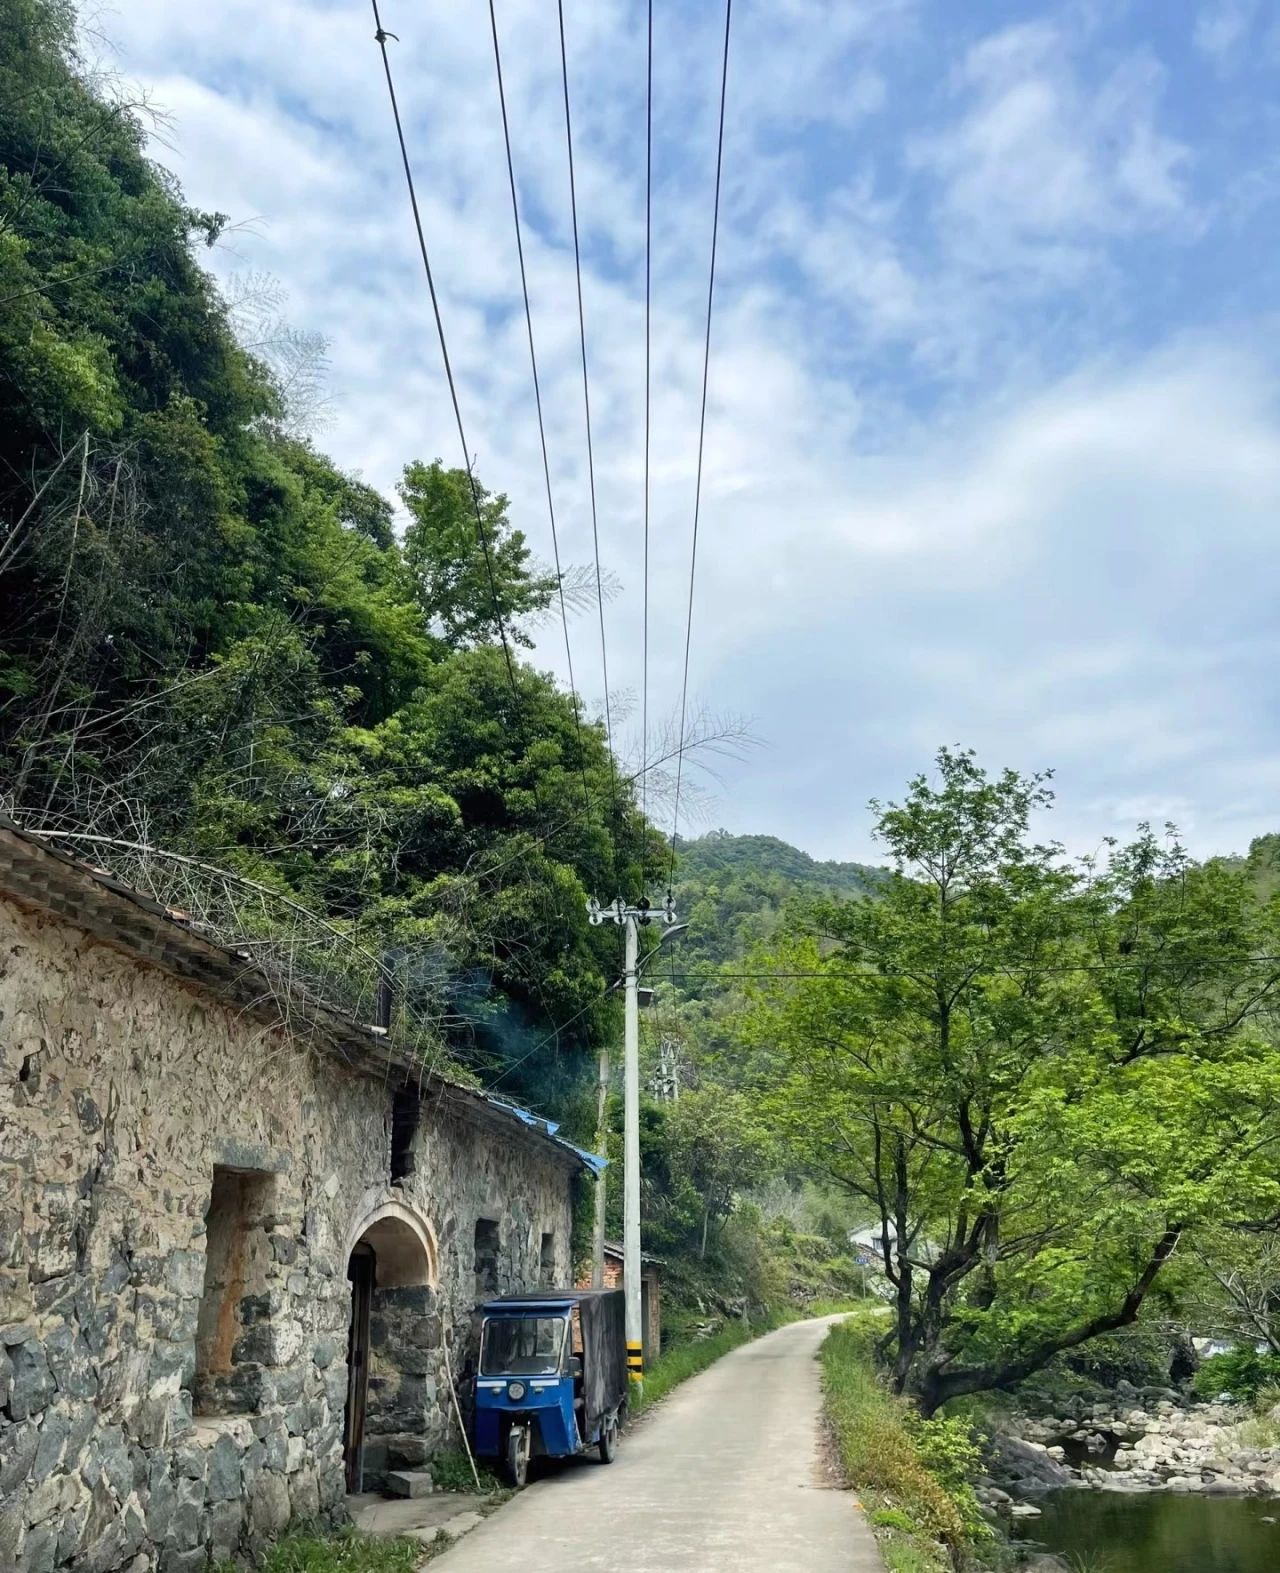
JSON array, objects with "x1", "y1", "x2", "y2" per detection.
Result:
[{"x1": 986, "y1": 1434, "x2": 1074, "y2": 1494}]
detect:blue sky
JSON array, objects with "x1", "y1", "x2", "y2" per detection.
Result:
[{"x1": 99, "y1": 0, "x2": 1280, "y2": 863}]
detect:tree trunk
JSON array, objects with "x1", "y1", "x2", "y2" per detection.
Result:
[
  {"x1": 913, "y1": 1225, "x2": 1183, "y2": 1415},
  {"x1": 890, "y1": 1135, "x2": 916, "y2": 1392}
]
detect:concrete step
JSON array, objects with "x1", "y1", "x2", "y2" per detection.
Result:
[{"x1": 385, "y1": 1470, "x2": 435, "y2": 1499}]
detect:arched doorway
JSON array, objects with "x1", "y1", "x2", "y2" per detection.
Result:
[{"x1": 343, "y1": 1201, "x2": 438, "y2": 1494}]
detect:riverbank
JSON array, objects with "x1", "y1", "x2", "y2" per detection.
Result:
[
  {"x1": 820, "y1": 1315, "x2": 990, "y2": 1572},
  {"x1": 982, "y1": 1383, "x2": 1280, "y2": 1508},
  {"x1": 806, "y1": 1317, "x2": 1280, "y2": 1573}
]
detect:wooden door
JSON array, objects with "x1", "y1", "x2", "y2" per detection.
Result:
[{"x1": 344, "y1": 1245, "x2": 374, "y2": 1493}]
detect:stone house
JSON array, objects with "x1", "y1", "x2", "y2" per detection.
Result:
[{"x1": 0, "y1": 820, "x2": 599, "y2": 1572}]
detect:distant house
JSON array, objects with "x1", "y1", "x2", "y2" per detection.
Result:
[
  {"x1": 849, "y1": 1222, "x2": 941, "y2": 1271},
  {"x1": 576, "y1": 1243, "x2": 661, "y2": 1365},
  {"x1": 849, "y1": 1223, "x2": 895, "y2": 1266}
]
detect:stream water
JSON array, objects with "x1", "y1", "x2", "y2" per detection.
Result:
[{"x1": 1013, "y1": 1489, "x2": 1280, "y2": 1572}]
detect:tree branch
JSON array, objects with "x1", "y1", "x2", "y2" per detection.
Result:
[{"x1": 919, "y1": 1225, "x2": 1183, "y2": 1412}]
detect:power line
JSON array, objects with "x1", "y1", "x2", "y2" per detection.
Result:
[
  {"x1": 369, "y1": 2, "x2": 523, "y2": 708},
  {"x1": 557, "y1": 0, "x2": 620, "y2": 816},
  {"x1": 485, "y1": 942, "x2": 1280, "y2": 1099},
  {"x1": 662, "y1": 955, "x2": 1280, "y2": 983},
  {"x1": 640, "y1": 0, "x2": 653, "y2": 828},
  {"x1": 486, "y1": 0, "x2": 593, "y2": 815},
  {"x1": 668, "y1": 0, "x2": 733, "y2": 898}
]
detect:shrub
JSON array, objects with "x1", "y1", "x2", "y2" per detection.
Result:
[
  {"x1": 910, "y1": 1413, "x2": 990, "y2": 1544},
  {"x1": 1192, "y1": 1346, "x2": 1280, "y2": 1401},
  {"x1": 1252, "y1": 1380, "x2": 1280, "y2": 1417},
  {"x1": 870, "y1": 1507, "x2": 917, "y2": 1531},
  {"x1": 429, "y1": 1448, "x2": 498, "y2": 1495}
]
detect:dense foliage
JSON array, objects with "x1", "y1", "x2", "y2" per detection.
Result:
[
  {"x1": 670, "y1": 828, "x2": 879, "y2": 982},
  {"x1": 1192, "y1": 1347, "x2": 1280, "y2": 1402},
  {"x1": 0, "y1": 0, "x2": 662, "y2": 1105},
  {"x1": 742, "y1": 750, "x2": 1280, "y2": 1412}
]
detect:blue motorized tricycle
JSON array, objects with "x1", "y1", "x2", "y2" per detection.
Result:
[{"x1": 472, "y1": 1288, "x2": 628, "y2": 1487}]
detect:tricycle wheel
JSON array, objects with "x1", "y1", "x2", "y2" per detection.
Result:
[
  {"x1": 598, "y1": 1414, "x2": 618, "y2": 1464},
  {"x1": 504, "y1": 1424, "x2": 530, "y2": 1488}
]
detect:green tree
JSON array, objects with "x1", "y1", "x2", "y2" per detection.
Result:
[
  {"x1": 744, "y1": 750, "x2": 1280, "y2": 1412},
  {"x1": 658, "y1": 1090, "x2": 773, "y2": 1259},
  {"x1": 399, "y1": 461, "x2": 558, "y2": 650},
  {"x1": 1181, "y1": 1234, "x2": 1280, "y2": 1357}
]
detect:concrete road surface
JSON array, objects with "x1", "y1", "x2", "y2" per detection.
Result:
[{"x1": 433, "y1": 1315, "x2": 885, "y2": 1572}]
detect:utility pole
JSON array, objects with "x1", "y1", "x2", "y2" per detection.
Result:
[
  {"x1": 591, "y1": 1044, "x2": 609, "y2": 1289},
  {"x1": 587, "y1": 895, "x2": 682, "y2": 1395},
  {"x1": 651, "y1": 1035, "x2": 682, "y2": 1102},
  {"x1": 622, "y1": 913, "x2": 642, "y2": 1388}
]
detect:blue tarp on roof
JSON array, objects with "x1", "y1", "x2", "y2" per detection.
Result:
[{"x1": 484, "y1": 1095, "x2": 608, "y2": 1177}]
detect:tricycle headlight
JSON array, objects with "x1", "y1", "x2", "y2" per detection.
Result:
[{"x1": 508, "y1": 1381, "x2": 526, "y2": 1401}]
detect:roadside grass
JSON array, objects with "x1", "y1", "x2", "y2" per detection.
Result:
[
  {"x1": 821, "y1": 1314, "x2": 992, "y2": 1573},
  {"x1": 212, "y1": 1527, "x2": 435, "y2": 1573},
  {"x1": 631, "y1": 1298, "x2": 862, "y2": 1414},
  {"x1": 633, "y1": 1311, "x2": 786, "y2": 1412},
  {"x1": 425, "y1": 1446, "x2": 501, "y2": 1495}
]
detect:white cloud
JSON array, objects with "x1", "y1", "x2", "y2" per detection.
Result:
[
  {"x1": 684, "y1": 343, "x2": 1280, "y2": 860},
  {"x1": 1193, "y1": 0, "x2": 1260, "y2": 65},
  {"x1": 911, "y1": 22, "x2": 1191, "y2": 275}
]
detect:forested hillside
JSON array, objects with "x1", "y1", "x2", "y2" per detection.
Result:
[
  {"x1": 670, "y1": 830, "x2": 879, "y2": 977},
  {"x1": 0, "y1": 0, "x2": 659, "y2": 1114}
]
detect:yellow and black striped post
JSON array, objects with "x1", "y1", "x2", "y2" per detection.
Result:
[{"x1": 627, "y1": 1340, "x2": 644, "y2": 1389}]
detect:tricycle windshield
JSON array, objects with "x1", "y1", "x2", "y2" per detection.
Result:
[{"x1": 480, "y1": 1315, "x2": 567, "y2": 1376}]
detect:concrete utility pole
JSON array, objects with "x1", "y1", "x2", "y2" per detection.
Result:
[
  {"x1": 587, "y1": 896, "x2": 683, "y2": 1394},
  {"x1": 622, "y1": 913, "x2": 642, "y2": 1385},
  {"x1": 591, "y1": 1044, "x2": 609, "y2": 1289}
]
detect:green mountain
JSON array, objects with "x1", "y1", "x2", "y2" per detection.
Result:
[{"x1": 669, "y1": 830, "x2": 882, "y2": 980}]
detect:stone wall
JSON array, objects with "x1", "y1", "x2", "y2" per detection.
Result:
[{"x1": 0, "y1": 893, "x2": 575, "y2": 1572}]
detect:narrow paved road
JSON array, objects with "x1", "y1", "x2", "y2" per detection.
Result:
[{"x1": 434, "y1": 1316, "x2": 885, "y2": 1573}]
